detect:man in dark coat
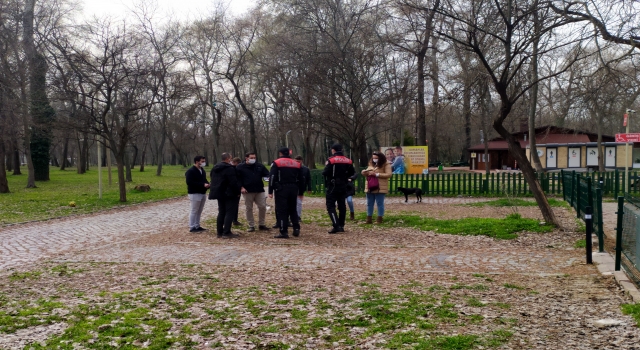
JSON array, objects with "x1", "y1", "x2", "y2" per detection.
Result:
[
  {"x1": 322, "y1": 144, "x2": 355, "y2": 233},
  {"x1": 237, "y1": 152, "x2": 271, "y2": 232},
  {"x1": 209, "y1": 153, "x2": 241, "y2": 238},
  {"x1": 268, "y1": 147, "x2": 305, "y2": 238},
  {"x1": 185, "y1": 155, "x2": 210, "y2": 232}
]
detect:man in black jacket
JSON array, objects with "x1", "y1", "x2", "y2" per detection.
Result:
[
  {"x1": 185, "y1": 155, "x2": 210, "y2": 233},
  {"x1": 269, "y1": 147, "x2": 305, "y2": 238},
  {"x1": 322, "y1": 144, "x2": 355, "y2": 234},
  {"x1": 237, "y1": 152, "x2": 270, "y2": 232},
  {"x1": 209, "y1": 153, "x2": 241, "y2": 238},
  {"x1": 294, "y1": 155, "x2": 312, "y2": 221}
]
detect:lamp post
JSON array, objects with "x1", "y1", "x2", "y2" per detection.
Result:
[
  {"x1": 625, "y1": 109, "x2": 636, "y2": 193},
  {"x1": 286, "y1": 130, "x2": 292, "y2": 149}
]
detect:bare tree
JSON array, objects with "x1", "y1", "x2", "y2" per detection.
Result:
[{"x1": 431, "y1": 0, "x2": 590, "y2": 226}]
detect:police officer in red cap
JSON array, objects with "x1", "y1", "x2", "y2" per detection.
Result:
[
  {"x1": 268, "y1": 147, "x2": 305, "y2": 238},
  {"x1": 322, "y1": 144, "x2": 355, "y2": 233}
]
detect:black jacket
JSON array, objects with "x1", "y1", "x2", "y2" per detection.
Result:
[
  {"x1": 208, "y1": 162, "x2": 241, "y2": 199},
  {"x1": 268, "y1": 156, "x2": 305, "y2": 195},
  {"x1": 236, "y1": 162, "x2": 269, "y2": 193},
  {"x1": 322, "y1": 152, "x2": 356, "y2": 189},
  {"x1": 301, "y1": 165, "x2": 312, "y2": 193},
  {"x1": 346, "y1": 173, "x2": 359, "y2": 197},
  {"x1": 185, "y1": 166, "x2": 209, "y2": 194}
]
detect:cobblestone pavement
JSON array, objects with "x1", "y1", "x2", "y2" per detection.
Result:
[
  {"x1": 0, "y1": 196, "x2": 488, "y2": 272},
  {"x1": 59, "y1": 242, "x2": 578, "y2": 273}
]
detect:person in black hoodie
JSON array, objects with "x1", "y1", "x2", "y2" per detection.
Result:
[
  {"x1": 237, "y1": 152, "x2": 270, "y2": 232},
  {"x1": 209, "y1": 153, "x2": 241, "y2": 238},
  {"x1": 346, "y1": 173, "x2": 359, "y2": 220},
  {"x1": 185, "y1": 155, "x2": 210, "y2": 233}
]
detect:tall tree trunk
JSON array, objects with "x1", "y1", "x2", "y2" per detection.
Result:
[
  {"x1": 494, "y1": 101, "x2": 558, "y2": 227},
  {"x1": 228, "y1": 77, "x2": 258, "y2": 159},
  {"x1": 60, "y1": 137, "x2": 69, "y2": 170},
  {"x1": 6, "y1": 139, "x2": 13, "y2": 172},
  {"x1": 125, "y1": 148, "x2": 132, "y2": 182},
  {"x1": 430, "y1": 45, "x2": 440, "y2": 162},
  {"x1": 29, "y1": 53, "x2": 54, "y2": 181},
  {"x1": 131, "y1": 144, "x2": 138, "y2": 169},
  {"x1": 116, "y1": 155, "x2": 127, "y2": 202},
  {"x1": 462, "y1": 78, "x2": 471, "y2": 162},
  {"x1": 416, "y1": 52, "x2": 427, "y2": 147},
  {"x1": 528, "y1": 8, "x2": 543, "y2": 172},
  {"x1": 155, "y1": 131, "x2": 166, "y2": 176},
  {"x1": 12, "y1": 139, "x2": 21, "y2": 175},
  {"x1": 0, "y1": 142, "x2": 8, "y2": 193},
  {"x1": 21, "y1": 0, "x2": 36, "y2": 188}
]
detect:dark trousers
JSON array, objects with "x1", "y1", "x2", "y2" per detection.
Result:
[
  {"x1": 326, "y1": 190, "x2": 347, "y2": 228},
  {"x1": 233, "y1": 196, "x2": 240, "y2": 222},
  {"x1": 275, "y1": 184, "x2": 300, "y2": 233},
  {"x1": 217, "y1": 196, "x2": 239, "y2": 235}
]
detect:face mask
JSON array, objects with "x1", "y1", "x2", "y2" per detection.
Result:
[
  {"x1": 372, "y1": 159, "x2": 378, "y2": 164},
  {"x1": 248, "y1": 159, "x2": 256, "y2": 164},
  {"x1": 200, "y1": 162, "x2": 206, "y2": 167}
]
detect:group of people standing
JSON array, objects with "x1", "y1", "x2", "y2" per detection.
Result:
[{"x1": 185, "y1": 143, "x2": 392, "y2": 239}]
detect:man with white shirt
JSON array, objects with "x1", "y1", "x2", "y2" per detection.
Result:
[{"x1": 185, "y1": 155, "x2": 210, "y2": 232}]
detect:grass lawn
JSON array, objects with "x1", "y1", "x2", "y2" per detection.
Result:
[{"x1": 0, "y1": 165, "x2": 191, "y2": 226}]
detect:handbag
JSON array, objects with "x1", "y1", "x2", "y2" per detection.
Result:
[{"x1": 367, "y1": 174, "x2": 379, "y2": 192}]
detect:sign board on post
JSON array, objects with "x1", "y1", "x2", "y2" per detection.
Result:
[
  {"x1": 624, "y1": 113, "x2": 629, "y2": 127},
  {"x1": 616, "y1": 133, "x2": 640, "y2": 143}
]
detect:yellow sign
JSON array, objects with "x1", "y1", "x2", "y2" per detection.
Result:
[
  {"x1": 380, "y1": 146, "x2": 429, "y2": 174},
  {"x1": 471, "y1": 152, "x2": 477, "y2": 158}
]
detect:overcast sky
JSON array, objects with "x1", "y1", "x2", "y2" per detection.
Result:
[{"x1": 80, "y1": 0, "x2": 254, "y2": 21}]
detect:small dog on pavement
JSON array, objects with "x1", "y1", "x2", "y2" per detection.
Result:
[{"x1": 397, "y1": 187, "x2": 423, "y2": 203}]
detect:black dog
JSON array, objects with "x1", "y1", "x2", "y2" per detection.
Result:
[{"x1": 397, "y1": 187, "x2": 423, "y2": 203}]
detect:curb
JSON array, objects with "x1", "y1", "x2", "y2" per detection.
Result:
[{"x1": 592, "y1": 250, "x2": 640, "y2": 302}]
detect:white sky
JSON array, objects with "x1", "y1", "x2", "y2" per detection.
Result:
[{"x1": 80, "y1": 0, "x2": 255, "y2": 22}]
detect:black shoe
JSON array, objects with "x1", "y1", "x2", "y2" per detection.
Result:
[
  {"x1": 196, "y1": 226, "x2": 207, "y2": 232},
  {"x1": 328, "y1": 226, "x2": 345, "y2": 234},
  {"x1": 220, "y1": 233, "x2": 239, "y2": 239},
  {"x1": 258, "y1": 225, "x2": 270, "y2": 231},
  {"x1": 293, "y1": 229, "x2": 300, "y2": 237},
  {"x1": 233, "y1": 221, "x2": 242, "y2": 226},
  {"x1": 189, "y1": 227, "x2": 198, "y2": 233},
  {"x1": 274, "y1": 233, "x2": 289, "y2": 239},
  {"x1": 247, "y1": 227, "x2": 255, "y2": 232}
]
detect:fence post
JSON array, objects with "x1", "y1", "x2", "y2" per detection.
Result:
[
  {"x1": 613, "y1": 169, "x2": 620, "y2": 198},
  {"x1": 570, "y1": 171, "x2": 576, "y2": 208},
  {"x1": 575, "y1": 173, "x2": 581, "y2": 218},
  {"x1": 561, "y1": 170, "x2": 565, "y2": 201},
  {"x1": 596, "y1": 186, "x2": 604, "y2": 253},
  {"x1": 615, "y1": 196, "x2": 624, "y2": 271},
  {"x1": 585, "y1": 206, "x2": 593, "y2": 264}
]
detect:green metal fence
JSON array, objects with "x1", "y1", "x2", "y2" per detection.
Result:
[
  {"x1": 616, "y1": 195, "x2": 640, "y2": 289},
  {"x1": 311, "y1": 168, "x2": 640, "y2": 199},
  {"x1": 310, "y1": 170, "x2": 562, "y2": 197},
  {"x1": 561, "y1": 170, "x2": 605, "y2": 252}
]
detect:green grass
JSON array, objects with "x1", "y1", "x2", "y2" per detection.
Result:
[
  {"x1": 621, "y1": 303, "x2": 640, "y2": 326},
  {"x1": 359, "y1": 212, "x2": 554, "y2": 239},
  {"x1": 468, "y1": 198, "x2": 568, "y2": 208},
  {"x1": 1, "y1": 165, "x2": 190, "y2": 225},
  {"x1": 574, "y1": 239, "x2": 587, "y2": 248}
]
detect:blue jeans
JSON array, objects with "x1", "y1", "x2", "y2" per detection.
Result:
[
  {"x1": 346, "y1": 196, "x2": 354, "y2": 213},
  {"x1": 366, "y1": 193, "x2": 385, "y2": 216}
]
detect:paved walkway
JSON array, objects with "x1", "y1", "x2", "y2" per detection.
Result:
[{"x1": 0, "y1": 196, "x2": 487, "y2": 272}]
